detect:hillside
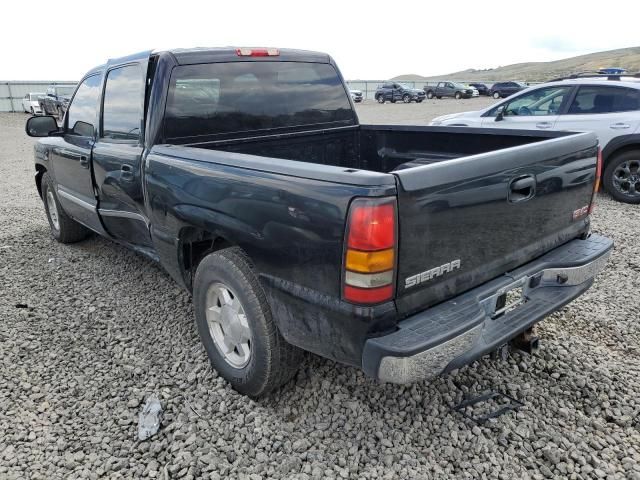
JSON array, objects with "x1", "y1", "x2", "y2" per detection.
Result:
[{"x1": 392, "y1": 46, "x2": 640, "y2": 82}]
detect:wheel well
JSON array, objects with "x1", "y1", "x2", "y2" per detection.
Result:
[
  {"x1": 35, "y1": 165, "x2": 46, "y2": 198},
  {"x1": 604, "y1": 144, "x2": 640, "y2": 169},
  {"x1": 180, "y1": 228, "x2": 234, "y2": 290}
]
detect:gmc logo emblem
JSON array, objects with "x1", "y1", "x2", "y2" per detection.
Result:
[{"x1": 572, "y1": 205, "x2": 589, "y2": 220}]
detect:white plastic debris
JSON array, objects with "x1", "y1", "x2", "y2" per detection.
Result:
[{"x1": 137, "y1": 395, "x2": 163, "y2": 441}]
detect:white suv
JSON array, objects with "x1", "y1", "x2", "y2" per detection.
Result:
[{"x1": 430, "y1": 75, "x2": 640, "y2": 203}]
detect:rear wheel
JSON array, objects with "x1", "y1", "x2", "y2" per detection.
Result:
[
  {"x1": 455, "y1": 92, "x2": 462, "y2": 100},
  {"x1": 376, "y1": 95, "x2": 385, "y2": 104},
  {"x1": 493, "y1": 91, "x2": 501, "y2": 99},
  {"x1": 193, "y1": 248, "x2": 304, "y2": 397},
  {"x1": 603, "y1": 150, "x2": 640, "y2": 204},
  {"x1": 41, "y1": 173, "x2": 90, "y2": 243},
  {"x1": 402, "y1": 94, "x2": 411, "y2": 103}
]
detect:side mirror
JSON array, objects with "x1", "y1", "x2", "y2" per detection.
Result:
[
  {"x1": 494, "y1": 106, "x2": 505, "y2": 122},
  {"x1": 25, "y1": 116, "x2": 60, "y2": 137}
]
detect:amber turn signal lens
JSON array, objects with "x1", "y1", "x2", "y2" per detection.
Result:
[{"x1": 346, "y1": 248, "x2": 394, "y2": 273}]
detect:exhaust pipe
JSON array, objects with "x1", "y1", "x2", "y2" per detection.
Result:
[{"x1": 511, "y1": 327, "x2": 539, "y2": 354}]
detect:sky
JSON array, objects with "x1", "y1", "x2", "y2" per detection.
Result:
[{"x1": 2, "y1": 0, "x2": 639, "y2": 81}]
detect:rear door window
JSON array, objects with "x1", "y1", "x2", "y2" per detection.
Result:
[
  {"x1": 567, "y1": 86, "x2": 640, "y2": 114},
  {"x1": 164, "y1": 62, "x2": 355, "y2": 141}
]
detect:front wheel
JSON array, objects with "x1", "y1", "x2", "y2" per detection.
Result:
[
  {"x1": 376, "y1": 95, "x2": 385, "y2": 104},
  {"x1": 426, "y1": 91, "x2": 434, "y2": 99},
  {"x1": 493, "y1": 92, "x2": 501, "y2": 99},
  {"x1": 603, "y1": 150, "x2": 640, "y2": 204},
  {"x1": 455, "y1": 92, "x2": 462, "y2": 100},
  {"x1": 41, "y1": 173, "x2": 90, "y2": 243},
  {"x1": 193, "y1": 248, "x2": 304, "y2": 397}
]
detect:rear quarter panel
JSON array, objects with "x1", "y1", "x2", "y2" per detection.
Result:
[{"x1": 143, "y1": 147, "x2": 398, "y2": 364}]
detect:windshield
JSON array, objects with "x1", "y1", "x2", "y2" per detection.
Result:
[
  {"x1": 452, "y1": 83, "x2": 467, "y2": 89},
  {"x1": 400, "y1": 83, "x2": 413, "y2": 89},
  {"x1": 164, "y1": 61, "x2": 355, "y2": 140},
  {"x1": 30, "y1": 93, "x2": 43, "y2": 101}
]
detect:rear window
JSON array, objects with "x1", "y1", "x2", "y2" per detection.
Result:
[{"x1": 164, "y1": 62, "x2": 355, "y2": 140}]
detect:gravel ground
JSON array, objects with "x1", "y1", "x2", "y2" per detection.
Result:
[{"x1": 1, "y1": 108, "x2": 640, "y2": 480}]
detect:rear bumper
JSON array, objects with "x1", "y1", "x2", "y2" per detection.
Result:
[{"x1": 362, "y1": 234, "x2": 613, "y2": 383}]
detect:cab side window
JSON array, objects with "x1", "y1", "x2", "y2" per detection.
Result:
[
  {"x1": 102, "y1": 64, "x2": 143, "y2": 141},
  {"x1": 66, "y1": 75, "x2": 101, "y2": 137}
]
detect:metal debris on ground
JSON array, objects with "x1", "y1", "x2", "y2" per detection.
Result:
[
  {"x1": 453, "y1": 391, "x2": 524, "y2": 425},
  {"x1": 137, "y1": 395, "x2": 163, "y2": 441}
]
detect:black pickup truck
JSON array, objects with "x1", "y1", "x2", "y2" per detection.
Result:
[
  {"x1": 39, "y1": 85, "x2": 76, "y2": 120},
  {"x1": 26, "y1": 47, "x2": 612, "y2": 397}
]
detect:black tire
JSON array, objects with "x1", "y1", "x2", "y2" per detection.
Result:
[
  {"x1": 41, "y1": 173, "x2": 90, "y2": 243},
  {"x1": 426, "y1": 91, "x2": 434, "y2": 99},
  {"x1": 455, "y1": 92, "x2": 462, "y2": 100},
  {"x1": 376, "y1": 95, "x2": 385, "y2": 104},
  {"x1": 193, "y1": 247, "x2": 304, "y2": 397},
  {"x1": 416, "y1": 99, "x2": 423, "y2": 103},
  {"x1": 602, "y1": 150, "x2": 640, "y2": 204},
  {"x1": 493, "y1": 91, "x2": 501, "y2": 99},
  {"x1": 402, "y1": 94, "x2": 411, "y2": 103}
]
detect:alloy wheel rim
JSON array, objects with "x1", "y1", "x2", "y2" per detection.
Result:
[
  {"x1": 46, "y1": 190, "x2": 60, "y2": 231},
  {"x1": 205, "y1": 282, "x2": 252, "y2": 369},
  {"x1": 613, "y1": 160, "x2": 640, "y2": 198}
]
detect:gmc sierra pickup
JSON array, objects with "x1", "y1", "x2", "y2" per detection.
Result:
[{"x1": 26, "y1": 47, "x2": 612, "y2": 397}]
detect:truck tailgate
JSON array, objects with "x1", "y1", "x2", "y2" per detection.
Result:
[{"x1": 392, "y1": 131, "x2": 598, "y2": 317}]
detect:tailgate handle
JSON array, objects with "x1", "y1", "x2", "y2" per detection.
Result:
[{"x1": 509, "y1": 175, "x2": 536, "y2": 203}]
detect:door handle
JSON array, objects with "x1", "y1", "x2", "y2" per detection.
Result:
[
  {"x1": 508, "y1": 175, "x2": 536, "y2": 203},
  {"x1": 79, "y1": 155, "x2": 89, "y2": 168},
  {"x1": 610, "y1": 123, "x2": 630, "y2": 129},
  {"x1": 536, "y1": 122, "x2": 552, "y2": 129},
  {"x1": 121, "y1": 164, "x2": 134, "y2": 180}
]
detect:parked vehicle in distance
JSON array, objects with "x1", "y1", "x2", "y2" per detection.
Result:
[
  {"x1": 22, "y1": 93, "x2": 44, "y2": 115},
  {"x1": 39, "y1": 85, "x2": 76, "y2": 120},
  {"x1": 26, "y1": 47, "x2": 612, "y2": 397},
  {"x1": 375, "y1": 82, "x2": 426, "y2": 103},
  {"x1": 469, "y1": 83, "x2": 490, "y2": 96},
  {"x1": 424, "y1": 82, "x2": 478, "y2": 99},
  {"x1": 350, "y1": 89, "x2": 363, "y2": 103},
  {"x1": 490, "y1": 81, "x2": 527, "y2": 98},
  {"x1": 429, "y1": 74, "x2": 640, "y2": 203}
]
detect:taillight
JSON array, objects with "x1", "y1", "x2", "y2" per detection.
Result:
[
  {"x1": 343, "y1": 197, "x2": 397, "y2": 305},
  {"x1": 588, "y1": 148, "x2": 603, "y2": 214},
  {"x1": 236, "y1": 47, "x2": 279, "y2": 57}
]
